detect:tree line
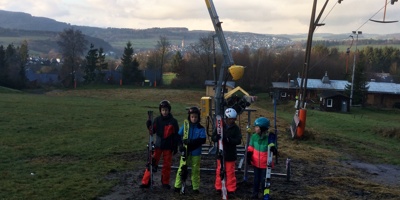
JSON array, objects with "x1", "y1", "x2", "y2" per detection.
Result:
[{"x1": 1, "y1": 28, "x2": 399, "y2": 95}]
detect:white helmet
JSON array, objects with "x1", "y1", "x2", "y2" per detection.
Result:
[{"x1": 225, "y1": 108, "x2": 237, "y2": 119}]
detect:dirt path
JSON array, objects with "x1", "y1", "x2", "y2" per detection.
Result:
[{"x1": 97, "y1": 147, "x2": 400, "y2": 200}]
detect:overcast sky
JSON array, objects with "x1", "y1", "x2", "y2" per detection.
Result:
[{"x1": 0, "y1": 0, "x2": 399, "y2": 35}]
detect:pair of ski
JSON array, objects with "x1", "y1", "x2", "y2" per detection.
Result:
[
  {"x1": 146, "y1": 112, "x2": 190, "y2": 193},
  {"x1": 146, "y1": 111, "x2": 155, "y2": 189},
  {"x1": 179, "y1": 119, "x2": 190, "y2": 194},
  {"x1": 216, "y1": 115, "x2": 228, "y2": 199},
  {"x1": 263, "y1": 96, "x2": 278, "y2": 200}
]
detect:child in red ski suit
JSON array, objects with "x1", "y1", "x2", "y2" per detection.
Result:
[
  {"x1": 140, "y1": 100, "x2": 179, "y2": 190},
  {"x1": 211, "y1": 108, "x2": 242, "y2": 196}
]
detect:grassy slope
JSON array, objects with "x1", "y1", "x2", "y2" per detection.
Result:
[
  {"x1": 256, "y1": 94, "x2": 400, "y2": 165},
  {"x1": 0, "y1": 87, "x2": 399, "y2": 199}
]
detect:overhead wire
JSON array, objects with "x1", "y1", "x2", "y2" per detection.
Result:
[
  {"x1": 355, "y1": 1, "x2": 390, "y2": 31},
  {"x1": 309, "y1": 1, "x2": 339, "y2": 73},
  {"x1": 301, "y1": 1, "x2": 395, "y2": 77},
  {"x1": 315, "y1": 1, "x2": 338, "y2": 33}
]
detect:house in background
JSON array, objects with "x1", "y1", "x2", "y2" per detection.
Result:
[
  {"x1": 271, "y1": 79, "x2": 297, "y2": 101},
  {"x1": 319, "y1": 90, "x2": 350, "y2": 112},
  {"x1": 25, "y1": 68, "x2": 60, "y2": 86},
  {"x1": 366, "y1": 81, "x2": 400, "y2": 108},
  {"x1": 103, "y1": 70, "x2": 122, "y2": 84},
  {"x1": 295, "y1": 72, "x2": 349, "y2": 100},
  {"x1": 272, "y1": 71, "x2": 400, "y2": 111},
  {"x1": 204, "y1": 80, "x2": 235, "y2": 97}
]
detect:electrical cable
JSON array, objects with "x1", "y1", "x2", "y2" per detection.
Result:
[
  {"x1": 315, "y1": 1, "x2": 339, "y2": 33},
  {"x1": 355, "y1": 1, "x2": 390, "y2": 31}
]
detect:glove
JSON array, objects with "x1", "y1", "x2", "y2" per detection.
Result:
[
  {"x1": 183, "y1": 139, "x2": 191, "y2": 145},
  {"x1": 179, "y1": 145, "x2": 186, "y2": 153},
  {"x1": 151, "y1": 158, "x2": 158, "y2": 172},
  {"x1": 270, "y1": 146, "x2": 278, "y2": 155},
  {"x1": 172, "y1": 146, "x2": 178, "y2": 155},
  {"x1": 215, "y1": 134, "x2": 222, "y2": 141},
  {"x1": 146, "y1": 119, "x2": 152, "y2": 129},
  {"x1": 223, "y1": 136, "x2": 230, "y2": 143},
  {"x1": 147, "y1": 158, "x2": 157, "y2": 172},
  {"x1": 246, "y1": 127, "x2": 252, "y2": 134},
  {"x1": 246, "y1": 152, "x2": 253, "y2": 165}
]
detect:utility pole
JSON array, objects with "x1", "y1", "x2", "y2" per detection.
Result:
[
  {"x1": 297, "y1": 0, "x2": 329, "y2": 110},
  {"x1": 350, "y1": 31, "x2": 362, "y2": 106},
  {"x1": 292, "y1": 0, "x2": 331, "y2": 139}
]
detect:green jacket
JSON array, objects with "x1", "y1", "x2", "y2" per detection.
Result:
[{"x1": 247, "y1": 132, "x2": 269, "y2": 168}]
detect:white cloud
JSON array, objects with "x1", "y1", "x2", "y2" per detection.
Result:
[{"x1": 0, "y1": 0, "x2": 399, "y2": 34}]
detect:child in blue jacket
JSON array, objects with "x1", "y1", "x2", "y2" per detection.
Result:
[{"x1": 174, "y1": 107, "x2": 206, "y2": 194}]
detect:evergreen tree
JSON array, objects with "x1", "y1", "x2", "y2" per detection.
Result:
[
  {"x1": 345, "y1": 53, "x2": 369, "y2": 106},
  {"x1": 121, "y1": 41, "x2": 144, "y2": 84},
  {"x1": 5, "y1": 44, "x2": 23, "y2": 88},
  {"x1": 170, "y1": 51, "x2": 183, "y2": 74},
  {"x1": 84, "y1": 44, "x2": 98, "y2": 83},
  {"x1": 0, "y1": 45, "x2": 7, "y2": 87},
  {"x1": 131, "y1": 58, "x2": 144, "y2": 83},
  {"x1": 17, "y1": 40, "x2": 29, "y2": 88},
  {"x1": 96, "y1": 48, "x2": 108, "y2": 83}
]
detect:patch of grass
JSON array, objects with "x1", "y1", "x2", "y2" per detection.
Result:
[
  {"x1": 163, "y1": 72, "x2": 176, "y2": 85},
  {"x1": 1, "y1": 89, "x2": 399, "y2": 199},
  {"x1": 0, "y1": 90, "x2": 189, "y2": 199},
  {"x1": 254, "y1": 95, "x2": 400, "y2": 165},
  {"x1": 374, "y1": 127, "x2": 400, "y2": 139},
  {"x1": 0, "y1": 86, "x2": 23, "y2": 93}
]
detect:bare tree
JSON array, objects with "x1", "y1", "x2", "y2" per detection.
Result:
[
  {"x1": 57, "y1": 28, "x2": 88, "y2": 88},
  {"x1": 190, "y1": 33, "x2": 214, "y2": 80},
  {"x1": 155, "y1": 36, "x2": 170, "y2": 85}
]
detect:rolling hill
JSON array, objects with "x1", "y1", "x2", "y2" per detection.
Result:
[{"x1": 1, "y1": 9, "x2": 399, "y2": 57}]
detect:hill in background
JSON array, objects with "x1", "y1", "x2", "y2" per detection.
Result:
[{"x1": 1, "y1": 9, "x2": 400, "y2": 57}]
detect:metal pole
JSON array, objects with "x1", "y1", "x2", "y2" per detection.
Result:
[
  {"x1": 243, "y1": 109, "x2": 252, "y2": 182},
  {"x1": 298, "y1": 0, "x2": 329, "y2": 110},
  {"x1": 350, "y1": 31, "x2": 362, "y2": 106}
]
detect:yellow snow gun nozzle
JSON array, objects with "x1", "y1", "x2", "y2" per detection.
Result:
[{"x1": 229, "y1": 65, "x2": 245, "y2": 80}]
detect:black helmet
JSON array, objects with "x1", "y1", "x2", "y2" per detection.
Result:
[
  {"x1": 187, "y1": 106, "x2": 201, "y2": 122},
  {"x1": 159, "y1": 100, "x2": 171, "y2": 112}
]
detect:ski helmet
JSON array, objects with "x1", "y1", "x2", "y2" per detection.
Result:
[
  {"x1": 187, "y1": 106, "x2": 201, "y2": 122},
  {"x1": 159, "y1": 100, "x2": 171, "y2": 112},
  {"x1": 254, "y1": 117, "x2": 270, "y2": 129},
  {"x1": 225, "y1": 108, "x2": 237, "y2": 119}
]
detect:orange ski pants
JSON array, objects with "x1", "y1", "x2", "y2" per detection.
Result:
[
  {"x1": 215, "y1": 159, "x2": 236, "y2": 192},
  {"x1": 141, "y1": 148, "x2": 173, "y2": 185}
]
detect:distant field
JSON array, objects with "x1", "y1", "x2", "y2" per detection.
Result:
[
  {"x1": 332, "y1": 44, "x2": 400, "y2": 52},
  {"x1": 110, "y1": 38, "x2": 198, "y2": 51},
  {"x1": 163, "y1": 73, "x2": 176, "y2": 85},
  {"x1": 0, "y1": 36, "x2": 51, "y2": 46}
]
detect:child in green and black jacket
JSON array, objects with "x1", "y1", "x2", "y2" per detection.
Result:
[{"x1": 247, "y1": 117, "x2": 277, "y2": 199}]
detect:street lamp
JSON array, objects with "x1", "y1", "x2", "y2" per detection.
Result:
[{"x1": 350, "y1": 30, "x2": 362, "y2": 106}]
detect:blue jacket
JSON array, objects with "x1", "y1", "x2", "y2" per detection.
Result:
[{"x1": 178, "y1": 122, "x2": 206, "y2": 156}]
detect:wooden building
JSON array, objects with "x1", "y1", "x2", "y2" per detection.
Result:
[{"x1": 319, "y1": 90, "x2": 350, "y2": 112}]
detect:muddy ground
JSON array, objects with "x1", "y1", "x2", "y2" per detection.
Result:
[{"x1": 97, "y1": 148, "x2": 400, "y2": 200}]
